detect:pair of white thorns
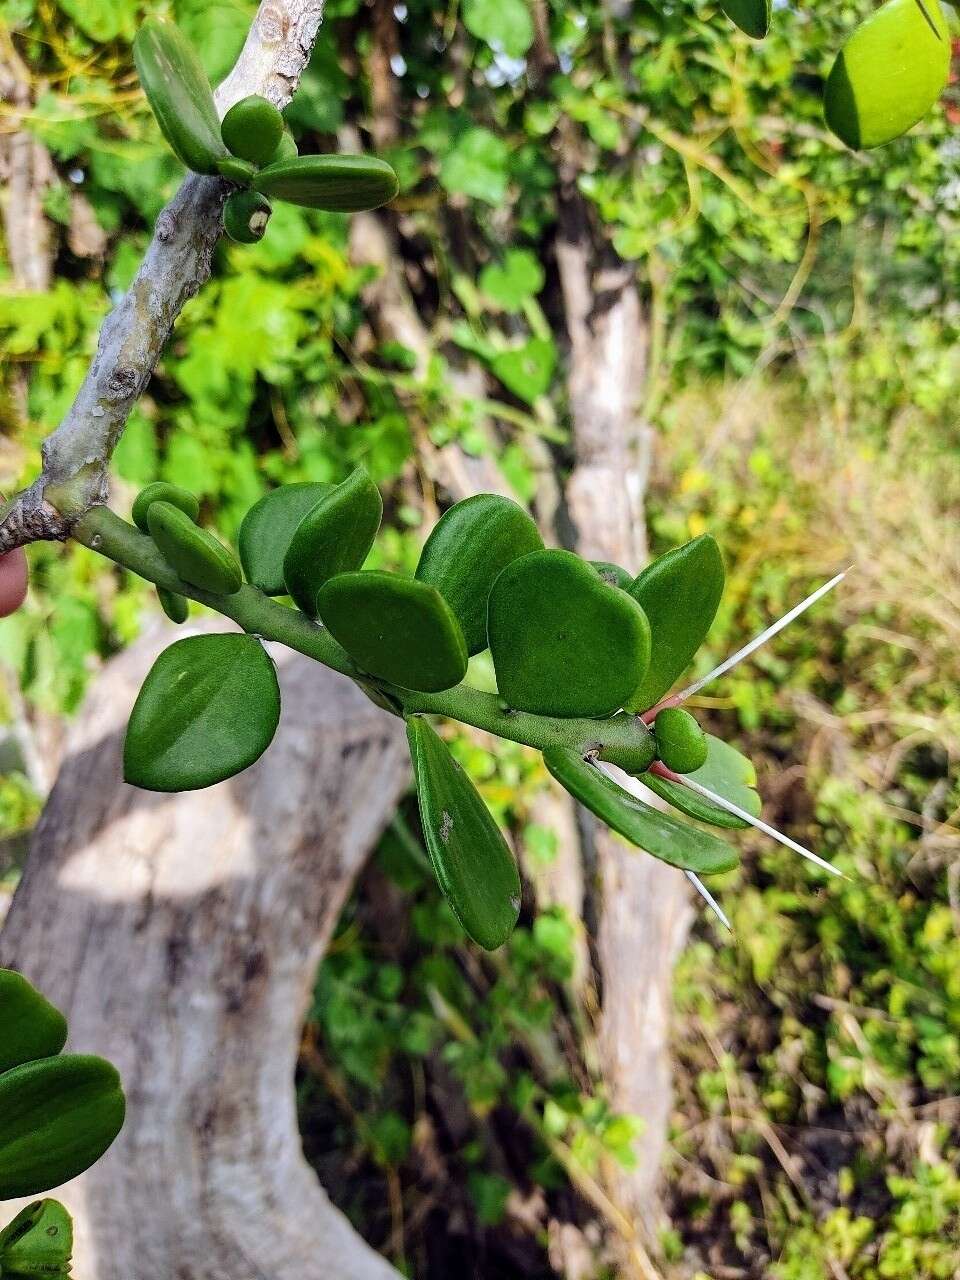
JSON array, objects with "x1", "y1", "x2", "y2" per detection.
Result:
[{"x1": 594, "y1": 569, "x2": 850, "y2": 932}]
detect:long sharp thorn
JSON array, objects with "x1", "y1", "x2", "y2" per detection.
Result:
[
  {"x1": 685, "y1": 870, "x2": 733, "y2": 931},
  {"x1": 681, "y1": 776, "x2": 847, "y2": 880},
  {"x1": 671, "y1": 569, "x2": 849, "y2": 705}
]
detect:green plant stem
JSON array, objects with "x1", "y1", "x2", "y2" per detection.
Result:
[{"x1": 75, "y1": 506, "x2": 656, "y2": 770}]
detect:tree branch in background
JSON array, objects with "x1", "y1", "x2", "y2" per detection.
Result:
[{"x1": 0, "y1": 0, "x2": 325, "y2": 554}]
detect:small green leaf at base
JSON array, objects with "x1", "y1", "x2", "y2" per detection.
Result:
[
  {"x1": 543, "y1": 747, "x2": 739, "y2": 875},
  {"x1": 407, "y1": 716, "x2": 521, "y2": 949},
  {"x1": 221, "y1": 94, "x2": 284, "y2": 166},
  {"x1": 0, "y1": 970, "x2": 68, "y2": 1075},
  {"x1": 123, "y1": 634, "x2": 281, "y2": 792},
  {"x1": 283, "y1": 469, "x2": 383, "y2": 617},
  {"x1": 132, "y1": 482, "x2": 199, "y2": 534},
  {"x1": 318, "y1": 572, "x2": 468, "y2": 692},
  {"x1": 239, "y1": 483, "x2": 334, "y2": 595},
  {"x1": 223, "y1": 190, "x2": 273, "y2": 244},
  {"x1": 654, "y1": 708, "x2": 708, "y2": 774},
  {"x1": 642, "y1": 734, "x2": 761, "y2": 830},
  {"x1": 157, "y1": 587, "x2": 189, "y2": 625},
  {"x1": 147, "y1": 502, "x2": 242, "y2": 596}
]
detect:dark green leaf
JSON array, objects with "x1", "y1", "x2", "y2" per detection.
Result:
[
  {"x1": 131, "y1": 482, "x2": 199, "y2": 533},
  {"x1": 626, "y1": 534, "x2": 724, "y2": 712},
  {"x1": 0, "y1": 1055, "x2": 126, "y2": 1199},
  {"x1": 318, "y1": 572, "x2": 469, "y2": 692},
  {"x1": 133, "y1": 18, "x2": 228, "y2": 175},
  {"x1": 543, "y1": 747, "x2": 739, "y2": 874},
  {"x1": 222, "y1": 190, "x2": 272, "y2": 243},
  {"x1": 642, "y1": 734, "x2": 761, "y2": 830},
  {"x1": 824, "y1": 0, "x2": 949, "y2": 149},
  {"x1": 239, "y1": 483, "x2": 334, "y2": 595},
  {"x1": 253, "y1": 154, "x2": 399, "y2": 211},
  {"x1": 220, "y1": 94, "x2": 284, "y2": 166},
  {"x1": 157, "y1": 587, "x2": 189, "y2": 625},
  {"x1": 0, "y1": 969, "x2": 68, "y2": 1075},
  {"x1": 488, "y1": 550, "x2": 651, "y2": 718},
  {"x1": 147, "y1": 502, "x2": 242, "y2": 596},
  {"x1": 654, "y1": 707, "x2": 708, "y2": 774},
  {"x1": 123, "y1": 634, "x2": 281, "y2": 792},
  {"x1": 720, "y1": 0, "x2": 771, "y2": 39},
  {"x1": 407, "y1": 716, "x2": 521, "y2": 949},
  {"x1": 283, "y1": 470, "x2": 382, "y2": 617},
  {"x1": 415, "y1": 494, "x2": 544, "y2": 654}
]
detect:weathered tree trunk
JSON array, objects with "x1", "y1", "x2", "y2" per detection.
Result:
[{"x1": 0, "y1": 623, "x2": 407, "y2": 1280}]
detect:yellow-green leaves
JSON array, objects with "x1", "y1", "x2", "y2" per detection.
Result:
[
  {"x1": 626, "y1": 535, "x2": 724, "y2": 712},
  {"x1": 133, "y1": 18, "x2": 228, "y2": 175},
  {"x1": 0, "y1": 970, "x2": 67, "y2": 1076},
  {"x1": 253, "y1": 154, "x2": 400, "y2": 212},
  {"x1": 123, "y1": 634, "x2": 281, "y2": 792},
  {"x1": 148, "y1": 503, "x2": 242, "y2": 596},
  {"x1": 643, "y1": 734, "x2": 761, "y2": 829},
  {"x1": 720, "y1": 0, "x2": 771, "y2": 39},
  {"x1": 0, "y1": 1199, "x2": 73, "y2": 1275},
  {"x1": 415, "y1": 494, "x2": 544, "y2": 654},
  {"x1": 654, "y1": 708, "x2": 708, "y2": 774},
  {"x1": 825, "y1": 0, "x2": 950, "y2": 149},
  {"x1": 0, "y1": 1055, "x2": 125, "y2": 1199},
  {"x1": 239, "y1": 482, "x2": 333, "y2": 595},
  {"x1": 488, "y1": 550, "x2": 651, "y2": 718},
  {"x1": 221, "y1": 94, "x2": 285, "y2": 166},
  {"x1": 318, "y1": 573, "x2": 469, "y2": 692},
  {"x1": 407, "y1": 717, "x2": 521, "y2": 949},
  {"x1": 543, "y1": 748, "x2": 739, "y2": 875},
  {"x1": 283, "y1": 470, "x2": 382, "y2": 617}
]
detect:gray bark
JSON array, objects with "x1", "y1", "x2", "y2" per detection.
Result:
[{"x1": 0, "y1": 623, "x2": 407, "y2": 1280}]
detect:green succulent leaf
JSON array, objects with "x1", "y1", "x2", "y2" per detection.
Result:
[
  {"x1": 239, "y1": 483, "x2": 334, "y2": 596},
  {"x1": 253, "y1": 154, "x2": 399, "y2": 211},
  {"x1": 407, "y1": 716, "x2": 521, "y2": 950},
  {"x1": 0, "y1": 970, "x2": 68, "y2": 1076},
  {"x1": 220, "y1": 94, "x2": 284, "y2": 166},
  {"x1": 719, "y1": 0, "x2": 771, "y2": 39},
  {"x1": 543, "y1": 747, "x2": 739, "y2": 875},
  {"x1": 123, "y1": 634, "x2": 281, "y2": 792},
  {"x1": 0, "y1": 1055, "x2": 126, "y2": 1200},
  {"x1": 222, "y1": 190, "x2": 272, "y2": 244},
  {"x1": 133, "y1": 17, "x2": 229, "y2": 175},
  {"x1": 216, "y1": 155, "x2": 257, "y2": 186},
  {"x1": 591, "y1": 561, "x2": 633, "y2": 591},
  {"x1": 131, "y1": 482, "x2": 199, "y2": 534},
  {"x1": 0, "y1": 1199, "x2": 73, "y2": 1275},
  {"x1": 415, "y1": 494, "x2": 544, "y2": 655},
  {"x1": 147, "y1": 502, "x2": 242, "y2": 597},
  {"x1": 283, "y1": 470, "x2": 382, "y2": 617},
  {"x1": 824, "y1": 0, "x2": 949, "y2": 150},
  {"x1": 488, "y1": 550, "x2": 651, "y2": 718},
  {"x1": 156, "y1": 587, "x2": 189, "y2": 625},
  {"x1": 654, "y1": 707, "x2": 708, "y2": 774},
  {"x1": 642, "y1": 734, "x2": 761, "y2": 830},
  {"x1": 317, "y1": 572, "x2": 469, "y2": 693},
  {"x1": 625, "y1": 534, "x2": 724, "y2": 712}
]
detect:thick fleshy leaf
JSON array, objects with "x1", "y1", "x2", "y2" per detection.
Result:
[
  {"x1": 543, "y1": 747, "x2": 739, "y2": 875},
  {"x1": 318, "y1": 573, "x2": 468, "y2": 692},
  {"x1": 133, "y1": 18, "x2": 228, "y2": 175},
  {"x1": 0, "y1": 1199, "x2": 73, "y2": 1275},
  {"x1": 415, "y1": 494, "x2": 544, "y2": 654},
  {"x1": 720, "y1": 0, "x2": 770, "y2": 39},
  {"x1": 253, "y1": 154, "x2": 399, "y2": 211},
  {"x1": 591, "y1": 560, "x2": 633, "y2": 591},
  {"x1": 239, "y1": 483, "x2": 333, "y2": 595},
  {"x1": 147, "y1": 503, "x2": 242, "y2": 596},
  {"x1": 824, "y1": 0, "x2": 949, "y2": 150},
  {"x1": 407, "y1": 717, "x2": 521, "y2": 949},
  {"x1": 643, "y1": 734, "x2": 761, "y2": 830},
  {"x1": 157, "y1": 587, "x2": 189, "y2": 625},
  {"x1": 132, "y1": 482, "x2": 199, "y2": 533},
  {"x1": 123, "y1": 634, "x2": 281, "y2": 792},
  {"x1": 654, "y1": 708, "x2": 708, "y2": 774},
  {"x1": 0, "y1": 1055, "x2": 126, "y2": 1199},
  {"x1": 221, "y1": 94, "x2": 284, "y2": 166},
  {"x1": 488, "y1": 550, "x2": 651, "y2": 718},
  {"x1": 0, "y1": 969, "x2": 68, "y2": 1075},
  {"x1": 283, "y1": 470, "x2": 382, "y2": 617},
  {"x1": 625, "y1": 534, "x2": 724, "y2": 712}
]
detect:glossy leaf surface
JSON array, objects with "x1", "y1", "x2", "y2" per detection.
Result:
[
  {"x1": 407, "y1": 717, "x2": 521, "y2": 949},
  {"x1": 220, "y1": 94, "x2": 284, "y2": 166},
  {"x1": 239, "y1": 483, "x2": 334, "y2": 596},
  {"x1": 543, "y1": 747, "x2": 739, "y2": 874},
  {"x1": 488, "y1": 550, "x2": 651, "y2": 718},
  {"x1": 123, "y1": 634, "x2": 281, "y2": 792},
  {"x1": 0, "y1": 1055, "x2": 126, "y2": 1199},
  {"x1": 0, "y1": 970, "x2": 68, "y2": 1075},
  {"x1": 318, "y1": 572, "x2": 468, "y2": 692},
  {"x1": 283, "y1": 470, "x2": 382, "y2": 617},
  {"x1": 253, "y1": 154, "x2": 399, "y2": 211},
  {"x1": 626, "y1": 534, "x2": 724, "y2": 712},
  {"x1": 643, "y1": 734, "x2": 761, "y2": 829},
  {"x1": 825, "y1": 0, "x2": 949, "y2": 149},
  {"x1": 147, "y1": 503, "x2": 242, "y2": 596},
  {"x1": 415, "y1": 494, "x2": 543, "y2": 654},
  {"x1": 654, "y1": 707, "x2": 708, "y2": 774},
  {"x1": 131, "y1": 482, "x2": 199, "y2": 534},
  {"x1": 133, "y1": 18, "x2": 228, "y2": 175}
]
